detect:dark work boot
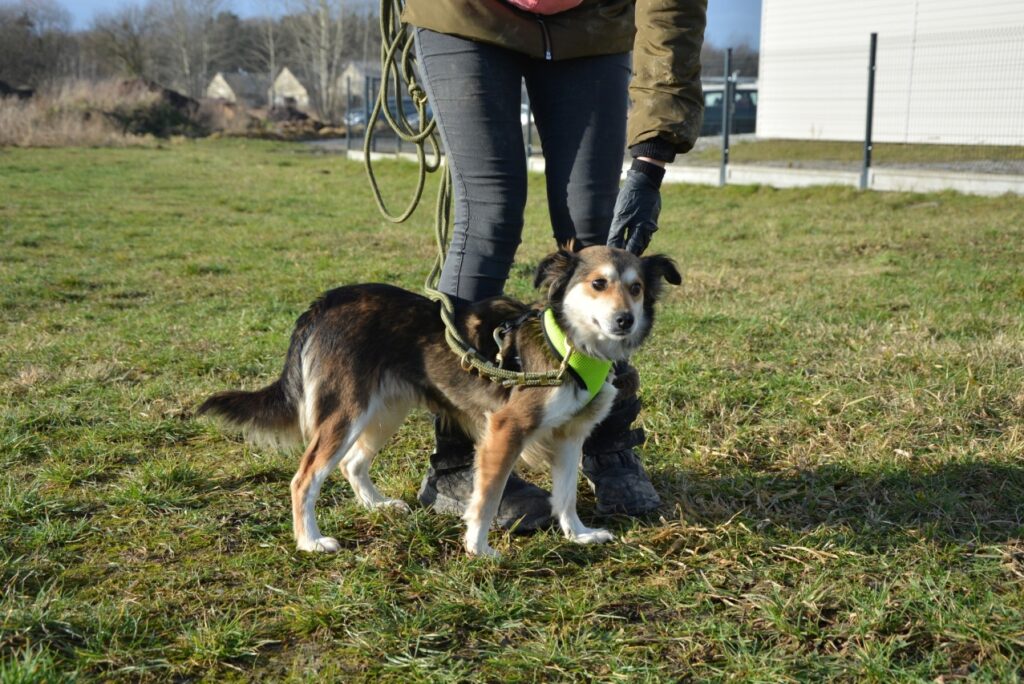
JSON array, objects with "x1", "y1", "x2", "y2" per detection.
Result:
[
  {"x1": 582, "y1": 363, "x2": 661, "y2": 516},
  {"x1": 417, "y1": 418, "x2": 552, "y2": 532}
]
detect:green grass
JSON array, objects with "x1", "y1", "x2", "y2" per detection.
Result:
[
  {"x1": 683, "y1": 138, "x2": 1024, "y2": 169},
  {"x1": 2, "y1": 138, "x2": 1024, "y2": 681}
]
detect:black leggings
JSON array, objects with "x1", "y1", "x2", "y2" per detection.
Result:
[{"x1": 414, "y1": 28, "x2": 630, "y2": 306}]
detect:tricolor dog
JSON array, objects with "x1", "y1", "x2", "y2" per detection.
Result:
[{"x1": 199, "y1": 245, "x2": 680, "y2": 557}]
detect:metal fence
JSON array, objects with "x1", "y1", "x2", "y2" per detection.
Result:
[
  {"x1": 340, "y1": 26, "x2": 1024, "y2": 194},
  {"x1": 692, "y1": 25, "x2": 1024, "y2": 188}
]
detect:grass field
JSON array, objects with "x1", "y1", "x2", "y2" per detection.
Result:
[
  {"x1": 681, "y1": 139, "x2": 1024, "y2": 172},
  {"x1": 2, "y1": 139, "x2": 1024, "y2": 681}
]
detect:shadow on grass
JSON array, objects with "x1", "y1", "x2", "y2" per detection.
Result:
[
  {"x1": 656, "y1": 461, "x2": 1024, "y2": 546},
  {"x1": 166, "y1": 455, "x2": 1024, "y2": 552}
]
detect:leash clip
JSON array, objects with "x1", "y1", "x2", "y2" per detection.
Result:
[{"x1": 493, "y1": 328, "x2": 506, "y2": 367}]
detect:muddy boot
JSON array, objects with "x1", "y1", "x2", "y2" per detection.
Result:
[
  {"x1": 417, "y1": 418, "x2": 552, "y2": 532},
  {"x1": 582, "y1": 363, "x2": 661, "y2": 516}
]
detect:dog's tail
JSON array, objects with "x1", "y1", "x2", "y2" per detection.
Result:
[
  {"x1": 198, "y1": 379, "x2": 302, "y2": 450},
  {"x1": 200, "y1": 298, "x2": 322, "y2": 450}
]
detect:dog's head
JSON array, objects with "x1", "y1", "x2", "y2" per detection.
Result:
[{"x1": 534, "y1": 245, "x2": 681, "y2": 361}]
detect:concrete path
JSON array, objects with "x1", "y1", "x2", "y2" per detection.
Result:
[
  {"x1": 338, "y1": 148, "x2": 1024, "y2": 197},
  {"x1": 659, "y1": 163, "x2": 1024, "y2": 197}
]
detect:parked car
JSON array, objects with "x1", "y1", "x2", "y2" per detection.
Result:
[
  {"x1": 343, "y1": 109, "x2": 367, "y2": 127},
  {"x1": 700, "y1": 85, "x2": 757, "y2": 136},
  {"x1": 344, "y1": 98, "x2": 432, "y2": 129},
  {"x1": 387, "y1": 97, "x2": 431, "y2": 129}
]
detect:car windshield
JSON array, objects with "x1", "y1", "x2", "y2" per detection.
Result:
[{"x1": 703, "y1": 89, "x2": 757, "y2": 108}]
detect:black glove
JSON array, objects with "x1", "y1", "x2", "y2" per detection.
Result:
[{"x1": 607, "y1": 160, "x2": 664, "y2": 255}]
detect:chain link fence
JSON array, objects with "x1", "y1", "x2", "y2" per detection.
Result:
[
  {"x1": 334, "y1": 25, "x2": 1023, "y2": 194},
  {"x1": 870, "y1": 26, "x2": 1024, "y2": 175},
  {"x1": 684, "y1": 25, "x2": 1024, "y2": 187}
]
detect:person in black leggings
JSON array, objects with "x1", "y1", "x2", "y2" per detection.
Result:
[
  {"x1": 412, "y1": 20, "x2": 693, "y2": 528},
  {"x1": 416, "y1": 29, "x2": 631, "y2": 307}
]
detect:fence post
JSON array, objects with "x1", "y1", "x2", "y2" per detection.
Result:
[
  {"x1": 860, "y1": 32, "x2": 878, "y2": 191},
  {"x1": 365, "y1": 76, "x2": 377, "y2": 154},
  {"x1": 396, "y1": 113, "x2": 403, "y2": 156},
  {"x1": 364, "y1": 76, "x2": 371, "y2": 153},
  {"x1": 395, "y1": 74, "x2": 403, "y2": 157},
  {"x1": 720, "y1": 47, "x2": 732, "y2": 187},
  {"x1": 346, "y1": 77, "x2": 352, "y2": 152}
]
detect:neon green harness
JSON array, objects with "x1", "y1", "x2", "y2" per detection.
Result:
[{"x1": 541, "y1": 308, "x2": 613, "y2": 402}]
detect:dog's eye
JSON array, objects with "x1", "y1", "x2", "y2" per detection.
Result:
[
  {"x1": 591, "y1": 279, "x2": 608, "y2": 291},
  {"x1": 629, "y1": 283, "x2": 643, "y2": 297}
]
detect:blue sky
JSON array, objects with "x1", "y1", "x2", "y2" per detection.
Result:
[
  {"x1": 706, "y1": 0, "x2": 761, "y2": 48},
  {"x1": 64, "y1": 0, "x2": 761, "y2": 48}
]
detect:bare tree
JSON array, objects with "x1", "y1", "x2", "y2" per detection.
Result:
[
  {"x1": 90, "y1": 3, "x2": 156, "y2": 79},
  {"x1": 252, "y1": 17, "x2": 279, "y2": 104},
  {"x1": 701, "y1": 42, "x2": 760, "y2": 79},
  {"x1": 150, "y1": 0, "x2": 225, "y2": 97},
  {"x1": 284, "y1": 0, "x2": 347, "y2": 121},
  {"x1": 0, "y1": 0, "x2": 73, "y2": 87}
]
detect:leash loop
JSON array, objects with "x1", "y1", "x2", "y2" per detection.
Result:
[{"x1": 365, "y1": 0, "x2": 567, "y2": 389}]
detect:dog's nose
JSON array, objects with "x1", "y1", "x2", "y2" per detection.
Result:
[{"x1": 615, "y1": 312, "x2": 634, "y2": 332}]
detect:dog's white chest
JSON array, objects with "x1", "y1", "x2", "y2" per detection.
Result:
[{"x1": 540, "y1": 380, "x2": 613, "y2": 431}]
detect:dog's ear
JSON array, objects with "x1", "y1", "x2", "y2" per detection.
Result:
[
  {"x1": 557, "y1": 237, "x2": 583, "y2": 253},
  {"x1": 534, "y1": 249, "x2": 576, "y2": 291},
  {"x1": 640, "y1": 255, "x2": 680, "y2": 307},
  {"x1": 642, "y1": 254, "x2": 682, "y2": 286}
]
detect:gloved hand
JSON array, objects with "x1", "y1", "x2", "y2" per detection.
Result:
[{"x1": 607, "y1": 163, "x2": 663, "y2": 256}]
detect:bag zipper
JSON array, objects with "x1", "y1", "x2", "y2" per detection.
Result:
[{"x1": 535, "y1": 16, "x2": 553, "y2": 60}]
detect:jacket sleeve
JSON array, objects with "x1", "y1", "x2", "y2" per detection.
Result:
[{"x1": 628, "y1": 0, "x2": 707, "y2": 158}]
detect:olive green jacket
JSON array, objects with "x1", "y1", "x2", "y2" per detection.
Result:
[{"x1": 402, "y1": 0, "x2": 707, "y2": 155}]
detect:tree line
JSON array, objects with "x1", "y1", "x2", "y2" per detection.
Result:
[
  {"x1": 701, "y1": 43, "x2": 760, "y2": 81},
  {"x1": 0, "y1": 0, "x2": 381, "y2": 121},
  {"x1": 1, "y1": 0, "x2": 758, "y2": 122}
]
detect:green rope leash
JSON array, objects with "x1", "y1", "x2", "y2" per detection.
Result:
[{"x1": 364, "y1": 0, "x2": 568, "y2": 389}]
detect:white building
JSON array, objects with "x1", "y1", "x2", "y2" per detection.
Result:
[
  {"x1": 337, "y1": 61, "x2": 381, "y2": 100},
  {"x1": 268, "y1": 67, "x2": 310, "y2": 109},
  {"x1": 757, "y1": 1, "x2": 1024, "y2": 145},
  {"x1": 206, "y1": 71, "x2": 266, "y2": 107}
]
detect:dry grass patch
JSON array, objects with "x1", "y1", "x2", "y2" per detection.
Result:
[{"x1": 0, "y1": 79, "x2": 159, "y2": 147}]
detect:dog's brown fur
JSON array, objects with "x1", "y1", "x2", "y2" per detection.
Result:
[{"x1": 200, "y1": 246, "x2": 680, "y2": 556}]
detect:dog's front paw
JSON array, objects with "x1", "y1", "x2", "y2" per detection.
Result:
[
  {"x1": 296, "y1": 536, "x2": 341, "y2": 553},
  {"x1": 464, "y1": 533, "x2": 501, "y2": 558},
  {"x1": 571, "y1": 528, "x2": 615, "y2": 545},
  {"x1": 377, "y1": 499, "x2": 411, "y2": 513},
  {"x1": 466, "y1": 543, "x2": 500, "y2": 558}
]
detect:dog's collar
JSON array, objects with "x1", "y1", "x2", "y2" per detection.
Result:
[{"x1": 541, "y1": 308, "x2": 613, "y2": 402}]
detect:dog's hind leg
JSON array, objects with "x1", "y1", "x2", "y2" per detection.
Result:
[
  {"x1": 550, "y1": 436, "x2": 615, "y2": 545},
  {"x1": 339, "y1": 399, "x2": 412, "y2": 513},
  {"x1": 291, "y1": 414, "x2": 365, "y2": 553}
]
